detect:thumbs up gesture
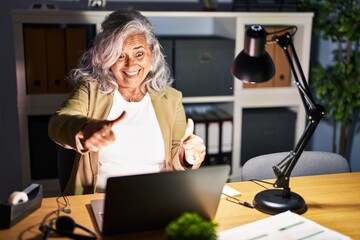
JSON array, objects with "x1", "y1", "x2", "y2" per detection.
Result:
[
  {"x1": 181, "y1": 118, "x2": 206, "y2": 165},
  {"x1": 77, "y1": 111, "x2": 126, "y2": 152}
]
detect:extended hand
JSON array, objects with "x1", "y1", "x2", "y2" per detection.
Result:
[
  {"x1": 77, "y1": 111, "x2": 126, "y2": 152},
  {"x1": 181, "y1": 118, "x2": 206, "y2": 165}
]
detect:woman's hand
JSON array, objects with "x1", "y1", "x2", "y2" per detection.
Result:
[
  {"x1": 76, "y1": 112, "x2": 126, "y2": 152},
  {"x1": 181, "y1": 118, "x2": 206, "y2": 165}
]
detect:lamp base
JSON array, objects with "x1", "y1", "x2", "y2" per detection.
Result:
[{"x1": 253, "y1": 189, "x2": 307, "y2": 215}]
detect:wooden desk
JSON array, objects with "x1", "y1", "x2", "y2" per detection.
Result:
[
  {"x1": 217, "y1": 172, "x2": 360, "y2": 239},
  {"x1": 1, "y1": 172, "x2": 359, "y2": 239}
]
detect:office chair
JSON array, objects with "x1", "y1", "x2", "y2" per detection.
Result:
[
  {"x1": 241, "y1": 151, "x2": 351, "y2": 181},
  {"x1": 57, "y1": 147, "x2": 76, "y2": 194}
]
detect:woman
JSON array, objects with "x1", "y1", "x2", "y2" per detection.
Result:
[{"x1": 48, "y1": 9, "x2": 206, "y2": 195}]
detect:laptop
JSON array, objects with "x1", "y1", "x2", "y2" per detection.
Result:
[{"x1": 90, "y1": 165, "x2": 230, "y2": 235}]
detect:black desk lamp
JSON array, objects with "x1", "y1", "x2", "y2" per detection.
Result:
[{"x1": 232, "y1": 25, "x2": 325, "y2": 215}]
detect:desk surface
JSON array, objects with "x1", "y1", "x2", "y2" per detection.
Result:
[{"x1": 1, "y1": 172, "x2": 359, "y2": 239}]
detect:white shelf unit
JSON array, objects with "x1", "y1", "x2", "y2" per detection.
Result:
[{"x1": 12, "y1": 10, "x2": 313, "y2": 195}]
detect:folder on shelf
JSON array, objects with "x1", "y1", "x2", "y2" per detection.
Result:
[
  {"x1": 214, "y1": 108, "x2": 233, "y2": 167},
  {"x1": 204, "y1": 109, "x2": 221, "y2": 166},
  {"x1": 186, "y1": 106, "x2": 233, "y2": 168},
  {"x1": 65, "y1": 28, "x2": 87, "y2": 92},
  {"x1": 24, "y1": 28, "x2": 48, "y2": 94},
  {"x1": 24, "y1": 27, "x2": 89, "y2": 94},
  {"x1": 46, "y1": 28, "x2": 67, "y2": 93},
  {"x1": 188, "y1": 110, "x2": 207, "y2": 145}
]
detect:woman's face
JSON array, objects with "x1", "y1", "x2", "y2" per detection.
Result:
[{"x1": 111, "y1": 33, "x2": 152, "y2": 89}]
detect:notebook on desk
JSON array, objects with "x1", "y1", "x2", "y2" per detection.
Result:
[{"x1": 90, "y1": 165, "x2": 230, "y2": 235}]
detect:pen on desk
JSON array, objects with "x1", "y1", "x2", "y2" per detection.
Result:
[{"x1": 223, "y1": 193, "x2": 254, "y2": 209}]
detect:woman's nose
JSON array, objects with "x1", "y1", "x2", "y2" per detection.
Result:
[{"x1": 125, "y1": 57, "x2": 135, "y2": 67}]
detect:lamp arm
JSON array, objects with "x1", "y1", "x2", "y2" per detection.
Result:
[
  {"x1": 273, "y1": 112, "x2": 323, "y2": 189},
  {"x1": 271, "y1": 32, "x2": 325, "y2": 190}
]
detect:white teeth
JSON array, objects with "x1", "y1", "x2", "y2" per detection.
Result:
[{"x1": 125, "y1": 70, "x2": 139, "y2": 76}]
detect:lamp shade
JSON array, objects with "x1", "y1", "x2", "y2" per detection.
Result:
[{"x1": 231, "y1": 25, "x2": 275, "y2": 83}]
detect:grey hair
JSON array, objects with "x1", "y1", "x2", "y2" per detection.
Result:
[{"x1": 69, "y1": 9, "x2": 173, "y2": 93}]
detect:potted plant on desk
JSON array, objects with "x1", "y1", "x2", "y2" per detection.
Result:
[
  {"x1": 163, "y1": 212, "x2": 217, "y2": 240},
  {"x1": 302, "y1": 0, "x2": 360, "y2": 156}
]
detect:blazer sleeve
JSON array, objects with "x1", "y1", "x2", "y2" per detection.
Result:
[
  {"x1": 166, "y1": 88, "x2": 202, "y2": 170},
  {"x1": 48, "y1": 82, "x2": 92, "y2": 150}
]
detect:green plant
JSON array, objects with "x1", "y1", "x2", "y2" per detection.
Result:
[
  {"x1": 302, "y1": 0, "x2": 360, "y2": 155},
  {"x1": 163, "y1": 212, "x2": 218, "y2": 240}
]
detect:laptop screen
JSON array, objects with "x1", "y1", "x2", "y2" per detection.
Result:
[{"x1": 91, "y1": 165, "x2": 230, "y2": 235}]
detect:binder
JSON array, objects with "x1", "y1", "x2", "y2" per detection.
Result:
[
  {"x1": 187, "y1": 110, "x2": 207, "y2": 145},
  {"x1": 24, "y1": 27, "x2": 88, "y2": 94},
  {"x1": 214, "y1": 108, "x2": 233, "y2": 167},
  {"x1": 46, "y1": 28, "x2": 67, "y2": 93},
  {"x1": 187, "y1": 106, "x2": 233, "y2": 169},
  {"x1": 203, "y1": 109, "x2": 221, "y2": 166},
  {"x1": 65, "y1": 28, "x2": 87, "y2": 92},
  {"x1": 24, "y1": 28, "x2": 48, "y2": 94}
]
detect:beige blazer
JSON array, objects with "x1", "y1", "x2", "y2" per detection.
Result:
[{"x1": 48, "y1": 81, "x2": 200, "y2": 195}]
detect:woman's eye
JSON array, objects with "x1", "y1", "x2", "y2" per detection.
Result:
[
  {"x1": 118, "y1": 54, "x2": 125, "y2": 60},
  {"x1": 136, "y1": 52, "x2": 144, "y2": 57}
]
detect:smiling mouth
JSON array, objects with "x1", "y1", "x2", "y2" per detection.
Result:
[{"x1": 124, "y1": 70, "x2": 140, "y2": 77}]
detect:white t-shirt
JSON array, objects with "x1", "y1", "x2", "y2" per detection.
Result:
[{"x1": 96, "y1": 90, "x2": 165, "y2": 191}]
